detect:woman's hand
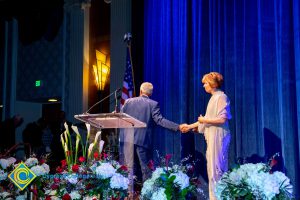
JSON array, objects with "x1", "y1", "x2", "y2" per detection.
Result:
[{"x1": 198, "y1": 115, "x2": 206, "y2": 123}]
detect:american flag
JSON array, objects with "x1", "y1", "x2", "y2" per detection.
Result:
[{"x1": 121, "y1": 46, "x2": 135, "y2": 106}]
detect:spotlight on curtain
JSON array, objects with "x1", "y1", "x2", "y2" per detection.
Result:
[{"x1": 93, "y1": 50, "x2": 110, "y2": 91}]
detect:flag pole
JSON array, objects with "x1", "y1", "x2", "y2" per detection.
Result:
[{"x1": 124, "y1": 33, "x2": 136, "y2": 97}]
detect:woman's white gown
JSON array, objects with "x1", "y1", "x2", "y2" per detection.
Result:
[{"x1": 201, "y1": 90, "x2": 231, "y2": 200}]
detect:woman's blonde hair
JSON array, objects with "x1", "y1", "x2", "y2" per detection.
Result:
[{"x1": 202, "y1": 72, "x2": 224, "y2": 88}]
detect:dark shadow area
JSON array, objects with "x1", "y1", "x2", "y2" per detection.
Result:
[
  {"x1": 181, "y1": 132, "x2": 195, "y2": 160},
  {"x1": 194, "y1": 150, "x2": 208, "y2": 183},
  {"x1": 234, "y1": 128, "x2": 285, "y2": 173},
  {"x1": 263, "y1": 128, "x2": 284, "y2": 172},
  {"x1": 236, "y1": 154, "x2": 266, "y2": 165}
]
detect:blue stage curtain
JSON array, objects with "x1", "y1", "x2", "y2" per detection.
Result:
[{"x1": 144, "y1": 0, "x2": 299, "y2": 196}]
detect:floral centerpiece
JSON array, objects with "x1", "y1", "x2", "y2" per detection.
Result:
[
  {"x1": 215, "y1": 154, "x2": 293, "y2": 200},
  {"x1": 141, "y1": 153, "x2": 199, "y2": 200},
  {"x1": 0, "y1": 156, "x2": 50, "y2": 200},
  {"x1": 42, "y1": 153, "x2": 129, "y2": 200},
  {"x1": 41, "y1": 123, "x2": 129, "y2": 200},
  {"x1": 0, "y1": 122, "x2": 129, "y2": 199},
  {"x1": 0, "y1": 156, "x2": 21, "y2": 199}
]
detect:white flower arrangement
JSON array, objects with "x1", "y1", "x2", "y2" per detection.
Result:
[
  {"x1": 215, "y1": 162, "x2": 293, "y2": 200},
  {"x1": 38, "y1": 123, "x2": 130, "y2": 200},
  {"x1": 49, "y1": 196, "x2": 60, "y2": 200},
  {"x1": 0, "y1": 156, "x2": 50, "y2": 200},
  {"x1": 66, "y1": 173, "x2": 79, "y2": 184},
  {"x1": 41, "y1": 163, "x2": 50, "y2": 173},
  {"x1": 151, "y1": 187, "x2": 167, "y2": 199},
  {"x1": 69, "y1": 190, "x2": 81, "y2": 199},
  {"x1": 83, "y1": 196, "x2": 99, "y2": 200},
  {"x1": 141, "y1": 166, "x2": 194, "y2": 200},
  {"x1": 151, "y1": 167, "x2": 164, "y2": 180},
  {"x1": 0, "y1": 123, "x2": 130, "y2": 200},
  {"x1": 15, "y1": 195, "x2": 26, "y2": 200},
  {"x1": 30, "y1": 165, "x2": 49, "y2": 176},
  {"x1": 0, "y1": 169, "x2": 8, "y2": 181},
  {"x1": 170, "y1": 170, "x2": 190, "y2": 190},
  {"x1": 0, "y1": 158, "x2": 9, "y2": 169},
  {"x1": 0, "y1": 157, "x2": 16, "y2": 170},
  {"x1": 110, "y1": 173, "x2": 130, "y2": 190},
  {"x1": 0, "y1": 157, "x2": 17, "y2": 182},
  {"x1": 24, "y1": 157, "x2": 50, "y2": 178},
  {"x1": 141, "y1": 154, "x2": 198, "y2": 200},
  {"x1": 24, "y1": 157, "x2": 39, "y2": 167},
  {"x1": 0, "y1": 192, "x2": 11, "y2": 199},
  {"x1": 95, "y1": 162, "x2": 116, "y2": 179}
]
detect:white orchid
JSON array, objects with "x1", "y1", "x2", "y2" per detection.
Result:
[{"x1": 99, "y1": 140, "x2": 105, "y2": 154}]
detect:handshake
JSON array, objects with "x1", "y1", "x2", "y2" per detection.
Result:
[
  {"x1": 179, "y1": 124, "x2": 191, "y2": 133},
  {"x1": 178, "y1": 115, "x2": 206, "y2": 133}
]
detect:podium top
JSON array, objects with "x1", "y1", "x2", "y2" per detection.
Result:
[{"x1": 74, "y1": 113, "x2": 147, "y2": 129}]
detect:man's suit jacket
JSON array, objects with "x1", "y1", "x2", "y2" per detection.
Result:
[{"x1": 119, "y1": 95, "x2": 179, "y2": 149}]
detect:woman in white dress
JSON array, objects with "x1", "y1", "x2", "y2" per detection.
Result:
[{"x1": 187, "y1": 72, "x2": 231, "y2": 200}]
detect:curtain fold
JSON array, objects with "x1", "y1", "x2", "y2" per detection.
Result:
[{"x1": 144, "y1": 0, "x2": 299, "y2": 196}]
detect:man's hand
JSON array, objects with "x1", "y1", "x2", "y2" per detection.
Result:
[
  {"x1": 192, "y1": 127, "x2": 199, "y2": 133},
  {"x1": 179, "y1": 124, "x2": 190, "y2": 133}
]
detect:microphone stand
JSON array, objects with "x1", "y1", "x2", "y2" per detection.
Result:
[
  {"x1": 85, "y1": 88, "x2": 121, "y2": 114},
  {"x1": 114, "y1": 88, "x2": 119, "y2": 113}
]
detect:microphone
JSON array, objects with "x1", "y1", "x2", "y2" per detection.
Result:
[
  {"x1": 84, "y1": 88, "x2": 121, "y2": 114},
  {"x1": 124, "y1": 32, "x2": 132, "y2": 45},
  {"x1": 114, "y1": 88, "x2": 122, "y2": 113}
]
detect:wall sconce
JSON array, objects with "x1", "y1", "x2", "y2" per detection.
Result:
[{"x1": 93, "y1": 50, "x2": 110, "y2": 91}]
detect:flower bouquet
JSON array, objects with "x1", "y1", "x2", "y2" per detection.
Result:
[
  {"x1": 41, "y1": 123, "x2": 129, "y2": 200},
  {"x1": 215, "y1": 154, "x2": 293, "y2": 200},
  {"x1": 0, "y1": 156, "x2": 50, "y2": 200},
  {"x1": 141, "y1": 153, "x2": 199, "y2": 200},
  {"x1": 0, "y1": 156, "x2": 22, "y2": 199}
]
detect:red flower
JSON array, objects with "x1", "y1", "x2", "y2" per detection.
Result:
[
  {"x1": 102, "y1": 152, "x2": 108, "y2": 159},
  {"x1": 186, "y1": 164, "x2": 195, "y2": 173},
  {"x1": 51, "y1": 184, "x2": 59, "y2": 190},
  {"x1": 94, "y1": 152, "x2": 99, "y2": 160},
  {"x1": 165, "y1": 154, "x2": 172, "y2": 163},
  {"x1": 39, "y1": 159, "x2": 45, "y2": 164},
  {"x1": 62, "y1": 193, "x2": 71, "y2": 200},
  {"x1": 61, "y1": 160, "x2": 67, "y2": 168},
  {"x1": 190, "y1": 177, "x2": 200, "y2": 185},
  {"x1": 270, "y1": 158, "x2": 278, "y2": 168},
  {"x1": 120, "y1": 165, "x2": 128, "y2": 171},
  {"x1": 165, "y1": 154, "x2": 172, "y2": 170},
  {"x1": 53, "y1": 177, "x2": 60, "y2": 183},
  {"x1": 147, "y1": 160, "x2": 155, "y2": 171},
  {"x1": 45, "y1": 196, "x2": 52, "y2": 200},
  {"x1": 79, "y1": 156, "x2": 86, "y2": 163},
  {"x1": 56, "y1": 166, "x2": 63, "y2": 173},
  {"x1": 72, "y1": 164, "x2": 79, "y2": 173},
  {"x1": 85, "y1": 183, "x2": 93, "y2": 190}
]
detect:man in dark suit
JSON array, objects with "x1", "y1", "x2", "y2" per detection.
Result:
[{"x1": 119, "y1": 82, "x2": 188, "y2": 191}]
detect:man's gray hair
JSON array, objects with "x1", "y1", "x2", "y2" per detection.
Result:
[{"x1": 140, "y1": 82, "x2": 153, "y2": 95}]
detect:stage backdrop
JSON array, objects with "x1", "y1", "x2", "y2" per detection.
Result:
[{"x1": 144, "y1": 0, "x2": 300, "y2": 197}]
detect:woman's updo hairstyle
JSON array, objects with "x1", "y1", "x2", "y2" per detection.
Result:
[{"x1": 202, "y1": 72, "x2": 224, "y2": 88}]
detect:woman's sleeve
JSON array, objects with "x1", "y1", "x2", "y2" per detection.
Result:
[{"x1": 217, "y1": 94, "x2": 232, "y2": 120}]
